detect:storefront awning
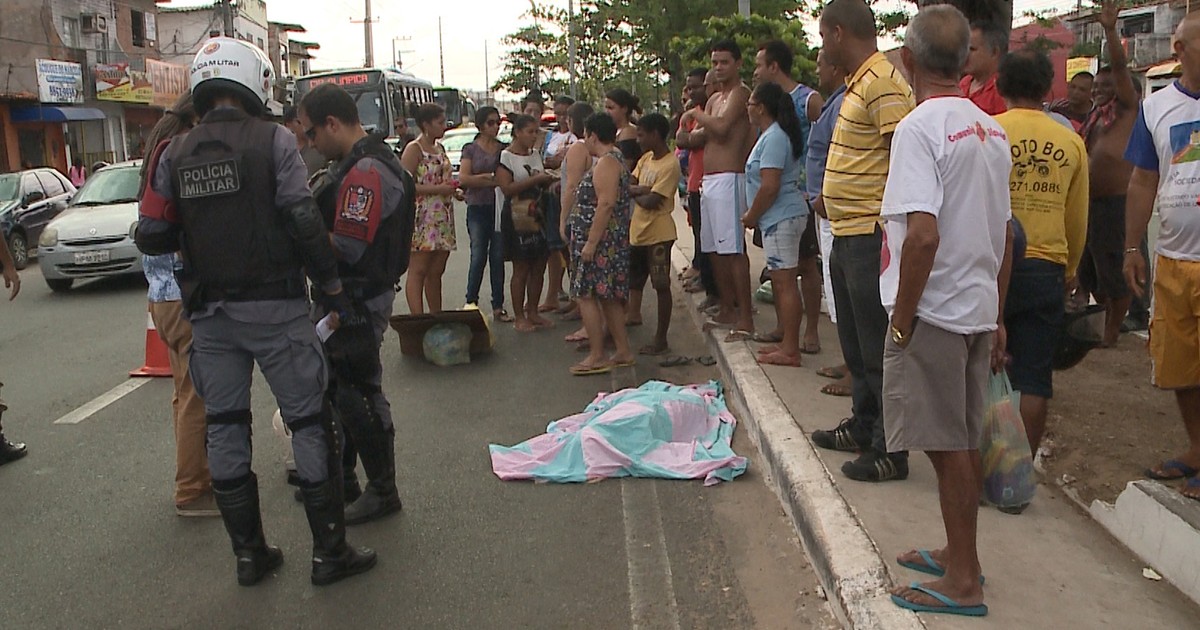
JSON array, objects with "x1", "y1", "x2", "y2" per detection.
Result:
[
  {"x1": 9, "y1": 106, "x2": 106, "y2": 123},
  {"x1": 1147, "y1": 61, "x2": 1182, "y2": 79}
]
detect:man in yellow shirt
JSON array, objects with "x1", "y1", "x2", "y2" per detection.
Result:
[
  {"x1": 628, "y1": 113, "x2": 682, "y2": 355},
  {"x1": 812, "y1": 0, "x2": 914, "y2": 482},
  {"x1": 994, "y1": 50, "x2": 1089, "y2": 464}
]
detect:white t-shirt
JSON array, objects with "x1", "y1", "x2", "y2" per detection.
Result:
[
  {"x1": 546, "y1": 131, "x2": 576, "y2": 159},
  {"x1": 496, "y1": 149, "x2": 545, "y2": 228},
  {"x1": 879, "y1": 97, "x2": 1012, "y2": 335},
  {"x1": 1124, "y1": 81, "x2": 1200, "y2": 261}
]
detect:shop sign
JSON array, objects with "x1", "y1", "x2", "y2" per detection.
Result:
[
  {"x1": 36, "y1": 59, "x2": 84, "y2": 104},
  {"x1": 146, "y1": 59, "x2": 189, "y2": 108},
  {"x1": 94, "y1": 63, "x2": 152, "y2": 103},
  {"x1": 1066, "y1": 57, "x2": 1098, "y2": 80}
]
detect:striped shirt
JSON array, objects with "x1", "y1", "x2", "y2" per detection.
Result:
[{"x1": 822, "y1": 52, "x2": 914, "y2": 236}]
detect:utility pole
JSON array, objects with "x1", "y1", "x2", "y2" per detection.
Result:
[
  {"x1": 568, "y1": 0, "x2": 578, "y2": 99},
  {"x1": 738, "y1": 0, "x2": 750, "y2": 17},
  {"x1": 484, "y1": 40, "x2": 491, "y2": 104},
  {"x1": 392, "y1": 36, "x2": 413, "y2": 69},
  {"x1": 364, "y1": 0, "x2": 375, "y2": 67},
  {"x1": 438, "y1": 17, "x2": 445, "y2": 85},
  {"x1": 220, "y1": 0, "x2": 235, "y2": 37}
]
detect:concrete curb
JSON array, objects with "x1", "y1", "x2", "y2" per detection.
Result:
[{"x1": 670, "y1": 248, "x2": 923, "y2": 630}]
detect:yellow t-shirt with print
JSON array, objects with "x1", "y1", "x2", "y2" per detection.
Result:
[
  {"x1": 822, "y1": 52, "x2": 914, "y2": 237},
  {"x1": 630, "y1": 151, "x2": 681, "y2": 246},
  {"x1": 994, "y1": 109, "x2": 1089, "y2": 277}
]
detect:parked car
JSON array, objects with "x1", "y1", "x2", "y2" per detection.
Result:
[
  {"x1": 0, "y1": 168, "x2": 76, "y2": 270},
  {"x1": 37, "y1": 160, "x2": 144, "y2": 292}
]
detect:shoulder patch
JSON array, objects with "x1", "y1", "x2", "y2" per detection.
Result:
[{"x1": 335, "y1": 163, "x2": 382, "y2": 242}]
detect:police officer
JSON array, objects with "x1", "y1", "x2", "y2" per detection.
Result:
[
  {"x1": 299, "y1": 83, "x2": 413, "y2": 525},
  {"x1": 135, "y1": 38, "x2": 376, "y2": 587}
]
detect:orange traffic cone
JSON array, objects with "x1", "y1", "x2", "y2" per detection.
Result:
[{"x1": 130, "y1": 307, "x2": 172, "y2": 378}]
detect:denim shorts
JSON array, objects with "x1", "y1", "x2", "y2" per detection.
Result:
[
  {"x1": 762, "y1": 214, "x2": 806, "y2": 271},
  {"x1": 1004, "y1": 258, "x2": 1065, "y2": 399}
]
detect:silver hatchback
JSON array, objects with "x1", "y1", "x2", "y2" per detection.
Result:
[{"x1": 37, "y1": 161, "x2": 144, "y2": 292}]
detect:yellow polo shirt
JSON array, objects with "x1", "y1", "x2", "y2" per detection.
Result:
[{"x1": 822, "y1": 52, "x2": 914, "y2": 236}]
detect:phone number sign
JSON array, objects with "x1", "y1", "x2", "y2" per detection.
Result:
[{"x1": 36, "y1": 59, "x2": 84, "y2": 104}]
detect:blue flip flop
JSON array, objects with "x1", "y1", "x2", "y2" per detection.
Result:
[
  {"x1": 891, "y1": 583, "x2": 988, "y2": 617},
  {"x1": 897, "y1": 550, "x2": 986, "y2": 585},
  {"x1": 1145, "y1": 459, "x2": 1200, "y2": 481}
]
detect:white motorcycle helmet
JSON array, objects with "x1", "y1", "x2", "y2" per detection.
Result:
[{"x1": 190, "y1": 37, "x2": 275, "y2": 117}]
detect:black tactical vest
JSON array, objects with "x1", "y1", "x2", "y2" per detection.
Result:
[
  {"x1": 313, "y1": 135, "x2": 415, "y2": 292},
  {"x1": 170, "y1": 108, "x2": 305, "y2": 302}
]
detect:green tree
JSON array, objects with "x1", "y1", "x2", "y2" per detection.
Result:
[{"x1": 670, "y1": 13, "x2": 817, "y2": 88}]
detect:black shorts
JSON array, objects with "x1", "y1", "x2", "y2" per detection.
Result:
[
  {"x1": 1004, "y1": 258, "x2": 1065, "y2": 399},
  {"x1": 799, "y1": 206, "x2": 819, "y2": 259},
  {"x1": 543, "y1": 192, "x2": 566, "y2": 251},
  {"x1": 630, "y1": 241, "x2": 675, "y2": 291},
  {"x1": 1079, "y1": 195, "x2": 1129, "y2": 300},
  {"x1": 501, "y1": 208, "x2": 548, "y2": 262}
]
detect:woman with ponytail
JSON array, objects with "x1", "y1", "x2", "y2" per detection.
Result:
[{"x1": 742, "y1": 81, "x2": 808, "y2": 368}]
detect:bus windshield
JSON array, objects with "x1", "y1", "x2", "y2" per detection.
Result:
[{"x1": 352, "y1": 90, "x2": 387, "y2": 134}]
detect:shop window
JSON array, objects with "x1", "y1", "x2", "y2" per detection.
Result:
[{"x1": 131, "y1": 9, "x2": 146, "y2": 47}]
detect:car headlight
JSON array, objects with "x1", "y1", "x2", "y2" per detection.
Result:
[
  {"x1": 39, "y1": 227, "x2": 58, "y2": 247},
  {"x1": 129, "y1": 221, "x2": 138, "y2": 240}
]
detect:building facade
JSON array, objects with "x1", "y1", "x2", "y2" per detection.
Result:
[{"x1": 0, "y1": 0, "x2": 193, "y2": 174}]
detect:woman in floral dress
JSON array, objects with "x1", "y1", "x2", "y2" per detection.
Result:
[
  {"x1": 567, "y1": 113, "x2": 634, "y2": 376},
  {"x1": 400, "y1": 103, "x2": 461, "y2": 314}
]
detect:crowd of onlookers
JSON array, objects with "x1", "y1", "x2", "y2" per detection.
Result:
[{"x1": 353, "y1": 0, "x2": 1200, "y2": 616}]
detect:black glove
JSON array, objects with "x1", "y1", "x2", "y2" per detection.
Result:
[{"x1": 320, "y1": 289, "x2": 354, "y2": 320}]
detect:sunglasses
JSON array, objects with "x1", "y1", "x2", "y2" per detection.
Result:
[{"x1": 485, "y1": 119, "x2": 500, "y2": 127}]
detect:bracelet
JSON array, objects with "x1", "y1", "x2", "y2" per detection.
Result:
[{"x1": 1124, "y1": 247, "x2": 1140, "y2": 254}]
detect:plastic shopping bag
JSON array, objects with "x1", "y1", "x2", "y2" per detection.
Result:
[
  {"x1": 422, "y1": 323, "x2": 473, "y2": 367},
  {"x1": 980, "y1": 371, "x2": 1036, "y2": 510}
]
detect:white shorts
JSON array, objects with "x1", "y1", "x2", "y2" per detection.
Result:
[
  {"x1": 762, "y1": 214, "x2": 805, "y2": 271},
  {"x1": 700, "y1": 173, "x2": 747, "y2": 255}
]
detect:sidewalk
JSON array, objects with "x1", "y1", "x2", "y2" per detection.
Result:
[{"x1": 669, "y1": 212, "x2": 1200, "y2": 628}]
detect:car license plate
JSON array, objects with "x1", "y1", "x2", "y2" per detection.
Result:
[{"x1": 74, "y1": 250, "x2": 110, "y2": 265}]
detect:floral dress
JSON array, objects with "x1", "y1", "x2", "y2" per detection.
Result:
[
  {"x1": 412, "y1": 142, "x2": 456, "y2": 251},
  {"x1": 568, "y1": 150, "x2": 632, "y2": 301}
]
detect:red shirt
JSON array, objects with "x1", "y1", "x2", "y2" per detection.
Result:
[
  {"x1": 959, "y1": 75, "x2": 1006, "y2": 116},
  {"x1": 685, "y1": 114, "x2": 704, "y2": 193}
]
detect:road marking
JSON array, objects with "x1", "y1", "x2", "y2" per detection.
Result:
[
  {"x1": 53, "y1": 378, "x2": 153, "y2": 425},
  {"x1": 621, "y1": 480, "x2": 682, "y2": 630}
]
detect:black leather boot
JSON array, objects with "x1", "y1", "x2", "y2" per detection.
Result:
[
  {"x1": 212, "y1": 473, "x2": 284, "y2": 586},
  {"x1": 343, "y1": 430, "x2": 401, "y2": 525},
  {"x1": 299, "y1": 479, "x2": 377, "y2": 586}
]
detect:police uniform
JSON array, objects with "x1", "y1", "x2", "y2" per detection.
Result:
[
  {"x1": 135, "y1": 37, "x2": 375, "y2": 587},
  {"x1": 311, "y1": 134, "x2": 412, "y2": 525}
]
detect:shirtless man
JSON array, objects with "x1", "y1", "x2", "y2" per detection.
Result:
[
  {"x1": 678, "y1": 39, "x2": 757, "y2": 340},
  {"x1": 1080, "y1": 0, "x2": 1139, "y2": 347}
]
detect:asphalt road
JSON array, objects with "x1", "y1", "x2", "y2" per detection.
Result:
[{"x1": 0, "y1": 206, "x2": 835, "y2": 629}]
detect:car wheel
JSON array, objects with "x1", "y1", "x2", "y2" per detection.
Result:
[
  {"x1": 46, "y1": 278, "x2": 73, "y2": 292},
  {"x1": 8, "y1": 232, "x2": 28, "y2": 270}
]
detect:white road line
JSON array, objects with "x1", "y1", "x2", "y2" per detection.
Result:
[
  {"x1": 53, "y1": 379, "x2": 153, "y2": 425},
  {"x1": 622, "y1": 479, "x2": 682, "y2": 630}
]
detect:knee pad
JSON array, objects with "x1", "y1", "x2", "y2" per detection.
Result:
[{"x1": 207, "y1": 409, "x2": 252, "y2": 428}]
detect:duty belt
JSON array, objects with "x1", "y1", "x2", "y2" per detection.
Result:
[
  {"x1": 310, "y1": 279, "x2": 389, "y2": 303},
  {"x1": 203, "y1": 277, "x2": 306, "y2": 303}
]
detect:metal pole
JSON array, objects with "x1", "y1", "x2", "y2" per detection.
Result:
[
  {"x1": 568, "y1": 0, "x2": 578, "y2": 99},
  {"x1": 364, "y1": 0, "x2": 375, "y2": 68},
  {"x1": 738, "y1": 0, "x2": 750, "y2": 17},
  {"x1": 484, "y1": 40, "x2": 490, "y2": 92},
  {"x1": 439, "y1": 17, "x2": 446, "y2": 85}
]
